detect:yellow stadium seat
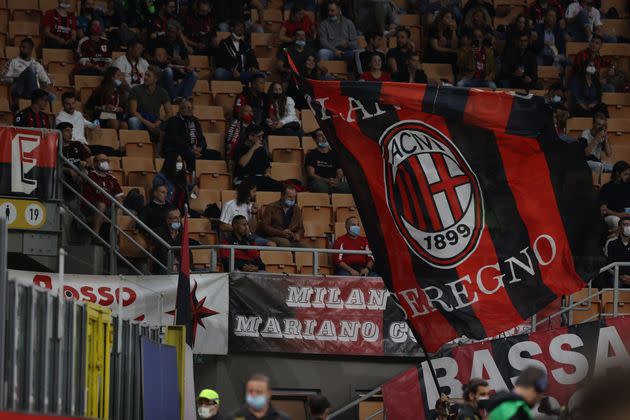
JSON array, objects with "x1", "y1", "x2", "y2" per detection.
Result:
[
  {"x1": 268, "y1": 135, "x2": 303, "y2": 165},
  {"x1": 122, "y1": 157, "x2": 155, "y2": 190},
  {"x1": 260, "y1": 250, "x2": 297, "y2": 273},
  {"x1": 601, "y1": 0, "x2": 629, "y2": 17},
  {"x1": 256, "y1": 191, "x2": 281, "y2": 208},
  {"x1": 189, "y1": 189, "x2": 221, "y2": 215},
  {"x1": 298, "y1": 192, "x2": 332, "y2": 224},
  {"x1": 197, "y1": 160, "x2": 231, "y2": 190},
  {"x1": 42, "y1": 48, "x2": 73, "y2": 68},
  {"x1": 301, "y1": 135, "x2": 317, "y2": 153},
  {"x1": 211, "y1": 80, "x2": 242, "y2": 119}
]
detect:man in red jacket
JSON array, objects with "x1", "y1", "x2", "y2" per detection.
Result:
[
  {"x1": 332, "y1": 216, "x2": 377, "y2": 276},
  {"x1": 220, "y1": 215, "x2": 266, "y2": 272}
]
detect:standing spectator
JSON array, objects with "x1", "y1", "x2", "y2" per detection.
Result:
[
  {"x1": 220, "y1": 215, "x2": 266, "y2": 272},
  {"x1": 579, "y1": 110, "x2": 611, "y2": 172},
  {"x1": 457, "y1": 30, "x2": 496, "y2": 88},
  {"x1": 43, "y1": 0, "x2": 78, "y2": 49},
  {"x1": 357, "y1": 32, "x2": 386, "y2": 75},
  {"x1": 386, "y1": 27, "x2": 415, "y2": 75},
  {"x1": 393, "y1": 51, "x2": 428, "y2": 83},
  {"x1": 267, "y1": 82, "x2": 302, "y2": 136},
  {"x1": 499, "y1": 34, "x2": 538, "y2": 89},
  {"x1": 605, "y1": 216, "x2": 630, "y2": 286},
  {"x1": 277, "y1": 30, "x2": 317, "y2": 78},
  {"x1": 163, "y1": 99, "x2": 221, "y2": 171},
  {"x1": 233, "y1": 125, "x2": 282, "y2": 191},
  {"x1": 153, "y1": 207, "x2": 197, "y2": 274},
  {"x1": 600, "y1": 161, "x2": 630, "y2": 231},
  {"x1": 226, "y1": 105, "x2": 255, "y2": 161},
  {"x1": 570, "y1": 63, "x2": 603, "y2": 117},
  {"x1": 55, "y1": 92, "x2": 97, "y2": 144},
  {"x1": 214, "y1": 20, "x2": 260, "y2": 83},
  {"x1": 81, "y1": 153, "x2": 123, "y2": 237},
  {"x1": 183, "y1": 0, "x2": 216, "y2": 55},
  {"x1": 58, "y1": 121, "x2": 91, "y2": 187},
  {"x1": 278, "y1": 5, "x2": 315, "y2": 45},
  {"x1": 76, "y1": 20, "x2": 112, "y2": 75},
  {"x1": 305, "y1": 129, "x2": 350, "y2": 193},
  {"x1": 113, "y1": 39, "x2": 149, "y2": 88},
  {"x1": 308, "y1": 395, "x2": 331, "y2": 420},
  {"x1": 151, "y1": 45, "x2": 197, "y2": 101},
  {"x1": 457, "y1": 379, "x2": 490, "y2": 420},
  {"x1": 258, "y1": 184, "x2": 305, "y2": 248},
  {"x1": 318, "y1": 1, "x2": 359, "y2": 62},
  {"x1": 196, "y1": 389, "x2": 223, "y2": 420},
  {"x1": 526, "y1": 0, "x2": 564, "y2": 24},
  {"x1": 14, "y1": 89, "x2": 51, "y2": 128},
  {"x1": 424, "y1": 9, "x2": 459, "y2": 74},
  {"x1": 153, "y1": 154, "x2": 197, "y2": 212},
  {"x1": 533, "y1": 9, "x2": 566, "y2": 66},
  {"x1": 2, "y1": 38, "x2": 53, "y2": 104},
  {"x1": 565, "y1": 0, "x2": 610, "y2": 42},
  {"x1": 233, "y1": 73, "x2": 268, "y2": 126},
  {"x1": 84, "y1": 66, "x2": 128, "y2": 129},
  {"x1": 226, "y1": 375, "x2": 290, "y2": 420},
  {"x1": 359, "y1": 53, "x2": 392, "y2": 82},
  {"x1": 332, "y1": 216, "x2": 376, "y2": 276},
  {"x1": 487, "y1": 367, "x2": 547, "y2": 419},
  {"x1": 127, "y1": 66, "x2": 173, "y2": 134},
  {"x1": 139, "y1": 184, "x2": 170, "y2": 230},
  {"x1": 148, "y1": 0, "x2": 177, "y2": 39}
]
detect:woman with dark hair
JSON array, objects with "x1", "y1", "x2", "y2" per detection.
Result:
[
  {"x1": 505, "y1": 14, "x2": 535, "y2": 49},
  {"x1": 299, "y1": 55, "x2": 331, "y2": 80},
  {"x1": 600, "y1": 160, "x2": 630, "y2": 231},
  {"x1": 85, "y1": 66, "x2": 128, "y2": 129},
  {"x1": 457, "y1": 378, "x2": 490, "y2": 420},
  {"x1": 152, "y1": 154, "x2": 198, "y2": 213},
  {"x1": 267, "y1": 82, "x2": 303, "y2": 136},
  {"x1": 424, "y1": 9, "x2": 459, "y2": 74},
  {"x1": 570, "y1": 62, "x2": 603, "y2": 117},
  {"x1": 359, "y1": 53, "x2": 392, "y2": 82}
]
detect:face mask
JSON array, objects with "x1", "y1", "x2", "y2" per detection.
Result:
[
  {"x1": 19, "y1": 52, "x2": 29, "y2": 60},
  {"x1": 114, "y1": 79, "x2": 122, "y2": 87},
  {"x1": 242, "y1": 114, "x2": 254, "y2": 124},
  {"x1": 349, "y1": 225, "x2": 361, "y2": 236},
  {"x1": 284, "y1": 199, "x2": 295, "y2": 207},
  {"x1": 98, "y1": 161, "x2": 110, "y2": 171},
  {"x1": 171, "y1": 222, "x2": 181, "y2": 230},
  {"x1": 586, "y1": 65, "x2": 596, "y2": 74},
  {"x1": 197, "y1": 405, "x2": 217, "y2": 418},
  {"x1": 246, "y1": 394, "x2": 267, "y2": 411},
  {"x1": 328, "y1": 15, "x2": 338, "y2": 22},
  {"x1": 59, "y1": 2, "x2": 71, "y2": 8},
  {"x1": 318, "y1": 141, "x2": 329, "y2": 149},
  {"x1": 295, "y1": 40, "x2": 306, "y2": 48},
  {"x1": 552, "y1": 95, "x2": 562, "y2": 103},
  {"x1": 624, "y1": 226, "x2": 630, "y2": 236},
  {"x1": 175, "y1": 162, "x2": 184, "y2": 172}
]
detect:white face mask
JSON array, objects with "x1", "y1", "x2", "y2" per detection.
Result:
[
  {"x1": 59, "y1": 1, "x2": 71, "y2": 8},
  {"x1": 197, "y1": 405, "x2": 218, "y2": 418},
  {"x1": 586, "y1": 65, "x2": 596, "y2": 74},
  {"x1": 98, "y1": 161, "x2": 110, "y2": 172},
  {"x1": 175, "y1": 162, "x2": 184, "y2": 172},
  {"x1": 623, "y1": 226, "x2": 630, "y2": 237}
]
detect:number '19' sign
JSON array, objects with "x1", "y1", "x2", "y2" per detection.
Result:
[{"x1": 0, "y1": 198, "x2": 46, "y2": 229}]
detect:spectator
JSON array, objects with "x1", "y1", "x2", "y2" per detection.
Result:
[
  {"x1": 151, "y1": 45, "x2": 197, "y2": 101},
  {"x1": 2, "y1": 38, "x2": 53, "y2": 104},
  {"x1": 533, "y1": 9, "x2": 566, "y2": 66},
  {"x1": 305, "y1": 129, "x2": 350, "y2": 193},
  {"x1": 220, "y1": 215, "x2": 266, "y2": 272},
  {"x1": 226, "y1": 105, "x2": 255, "y2": 161},
  {"x1": 357, "y1": 32, "x2": 386, "y2": 75},
  {"x1": 55, "y1": 92, "x2": 97, "y2": 144},
  {"x1": 258, "y1": 184, "x2": 305, "y2": 247},
  {"x1": 461, "y1": 5, "x2": 493, "y2": 45},
  {"x1": 214, "y1": 0, "x2": 263, "y2": 33},
  {"x1": 308, "y1": 395, "x2": 331, "y2": 420},
  {"x1": 526, "y1": 0, "x2": 564, "y2": 24},
  {"x1": 318, "y1": 1, "x2": 359, "y2": 62},
  {"x1": 76, "y1": 20, "x2": 112, "y2": 75},
  {"x1": 76, "y1": 0, "x2": 108, "y2": 38},
  {"x1": 456, "y1": 30, "x2": 496, "y2": 88},
  {"x1": 163, "y1": 99, "x2": 221, "y2": 171},
  {"x1": 579, "y1": 110, "x2": 611, "y2": 173},
  {"x1": 214, "y1": 20, "x2": 260, "y2": 83},
  {"x1": 571, "y1": 35, "x2": 614, "y2": 92},
  {"x1": 148, "y1": 0, "x2": 177, "y2": 39},
  {"x1": 600, "y1": 161, "x2": 630, "y2": 231},
  {"x1": 386, "y1": 27, "x2": 415, "y2": 75},
  {"x1": 154, "y1": 207, "x2": 197, "y2": 274},
  {"x1": 43, "y1": 0, "x2": 78, "y2": 49},
  {"x1": 356, "y1": 0, "x2": 398, "y2": 35},
  {"x1": 85, "y1": 66, "x2": 129, "y2": 130},
  {"x1": 14, "y1": 89, "x2": 51, "y2": 128},
  {"x1": 233, "y1": 124, "x2": 282, "y2": 191},
  {"x1": 544, "y1": 82, "x2": 565, "y2": 105},
  {"x1": 505, "y1": 14, "x2": 535, "y2": 52},
  {"x1": 359, "y1": 53, "x2": 392, "y2": 81},
  {"x1": 461, "y1": 0, "x2": 494, "y2": 21},
  {"x1": 183, "y1": 0, "x2": 216, "y2": 55},
  {"x1": 565, "y1": 0, "x2": 609, "y2": 42},
  {"x1": 424, "y1": 9, "x2": 459, "y2": 73},
  {"x1": 266, "y1": 82, "x2": 302, "y2": 136},
  {"x1": 499, "y1": 34, "x2": 538, "y2": 89},
  {"x1": 393, "y1": 51, "x2": 428, "y2": 83},
  {"x1": 299, "y1": 54, "x2": 332, "y2": 80},
  {"x1": 277, "y1": 30, "x2": 317, "y2": 78},
  {"x1": 58, "y1": 121, "x2": 91, "y2": 187},
  {"x1": 570, "y1": 62, "x2": 603, "y2": 117},
  {"x1": 457, "y1": 379, "x2": 490, "y2": 420},
  {"x1": 139, "y1": 184, "x2": 170, "y2": 230},
  {"x1": 552, "y1": 104, "x2": 574, "y2": 143},
  {"x1": 332, "y1": 216, "x2": 376, "y2": 276},
  {"x1": 113, "y1": 39, "x2": 149, "y2": 88},
  {"x1": 196, "y1": 389, "x2": 223, "y2": 420},
  {"x1": 81, "y1": 153, "x2": 123, "y2": 236},
  {"x1": 605, "y1": 216, "x2": 630, "y2": 286},
  {"x1": 279, "y1": 5, "x2": 315, "y2": 45},
  {"x1": 604, "y1": 61, "x2": 627, "y2": 93},
  {"x1": 128, "y1": 66, "x2": 173, "y2": 134},
  {"x1": 487, "y1": 367, "x2": 547, "y2": 419},
  {"x1": 233, "y1": 73, "x2": 268, "y2": 126},
  {"x1": 153, "y1": 154, "x2": 197, "y2": 212},
  {"x1": 226, "y1": 375, "x2": 290, "y2": 420}
]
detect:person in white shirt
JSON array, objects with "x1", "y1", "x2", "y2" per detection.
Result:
[
  {"x1": 112, "y1": 39, "x2": 149, "y2": 88},
  {"x1": 266, "y1": 82, "x2": 302, "y2": 136},
  {"x1": 219, "y1": 179, "x2": 275, "y2": 246},
  {"x1": 1, "y1": 37, "x2": 53, "y2": 104},
  {"x1": 565, "y1": 0, "x2": 613, "y2": 42},
  {"x1": 55, "y1": 92, "x2": 98, "y2": 145}
]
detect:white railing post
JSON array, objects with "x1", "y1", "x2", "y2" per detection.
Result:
[{"x1": 614, "y1": 265, "x2": 620, "y2": 317}]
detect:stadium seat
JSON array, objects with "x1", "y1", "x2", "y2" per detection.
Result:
[
  {"x1": 601, "y1": 290, "x2": 630, "y2": 315},
  {"x1": 608, "y1": 118, "x2": 630, "y2": 145},
  {"x1": 422, "y1": 63, "x2": 454, "y2": 84},
  {"x1": 211, "y1": 80, "x2": 242, "y2": 119},
  {"x1": 0, "y1": 97, "x2": 12, "y2": 125},
  {"x1": 8, "y1": 0, "x2": 40, "y2": 22},
  {"x1": 295, "y1": 251, "x2": 333, "y2": 275},
  {"x1": 611, "y1": 145, "x2": 630, "y2": 163},
  {"x1": 251, "y1": 32, "x2": 276, "y2": 58},
  {"x1": 270, "y1": 162, "x2": 304, "y2": 183},
  {"x1": 268, "y1": 135, "x2": 303, "y2": 165},
  {"x1": 568, "y1": 288, "x2": 601, "y2": 324},
  {"x1": 192, "y1": 79, "x2": 212, "y2": 106},
  {"x1": 301, "y1": 222, "x2": 330, "y2": 248},
  {"x1": 251, "y1": 9, "x2": 283, "y2": 33},
  {"x1": 189, "y1": 55, "x2": 211, "y2": 79},
  {"x1": 602, "y1": 93, "x2": 630, "y2": 118},
  {"x1": 47, "y1": 72, "x2": 74, "y2": 97},
  {"x1": 601, "y1": 19, "x2": 630, "y2": 38},
  {"x1": 221, "y1": 190, "x2": 236, "y2": 204},
  {"x1": 87, "y1": 128, "x2": 120, "y2": 151},
  {"x1": 75, "y1": 75, "x2": 103, "y2": 101},
  {"x1": 566, "y1": 117, "x2": 591, "y2": 137},
  {"x1": 301, "y1": 135, "x2": 317, "y2": 152},
  {"x1": 601, "y1": 0, "x2": 629, "y2": 17},
  {"x1": 192, "y1": 249, "x2": 212, "y2": 270},
  {"x1": 260, "y1": 250, "x2": 297, "y2": 273},
  {"x1": 119, "y1": 129, "x2": 154, "y2": 158},
  {"x1": 334, "y1": 222, "x2": 364, "y2": 239},
  {"x1": 301, "y1": 109, "x2": 319, "y2": 133},
  {"x1": 194, "y1": 105, "x2": 226, "y2": 135},
  {"x1": 332, "y1": 194, "x2": 358, "y2": 222},
  {"x1": 204, "y1": 132, "x2": 224, "y2": 158},
  {"x1": 122, "y1": 157, "x2": 155, "y2": 190},
  {"x1": 117, "y1": 215, "x2": 150, "y2": 259},
  {"x1": 256, "y1": 191, "x2": 281, "y2": 209},
  {"x1": 197, "y1": 160, "x2": 231, "y2": 190},
  {"x1": 320, "y1": 60, "x2": 349, "y2": 79},
  {"x1": 188, "y1": 218, "x2": 217, "y2": 245},
  {"x1": 298, "y1": 192, "x2": 332, "y2": 224},
  {"x1": 8, "y1": 21, "x2": 40, "y2": 49},
  {"x1": 108, "y1": 157, "x2": 124, "y2": 185},
  {"x1": 215, "y1": 31, "x2": 231, "y2": 43},
  {"x1": 537, "y1": 66, "x2": 560, "y2": 87},
  {"x1": 189, "y1": 189, "x2": 221, "y2": 215},
  {"x1": 42, "y1": 48, "x2": 73, "y2": 73}
]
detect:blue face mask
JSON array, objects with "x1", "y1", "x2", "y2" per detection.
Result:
[
  {"x1": 349, "y1": 225, "x2": 361, "y2": 236},
  {"x1": 284, "y1": 199, "x2": 295, "y2": 207},
  {"x1": 246, "y1": 394, "x2": 267, "y2": 411},
  {"x1": 328, "y1": 15, "x2": 338, "y2": 22},
  {"x1": 114, "y1": 79, "x2": 122, "y2": 87},
  {"x1": 318, "y1": 141, "x2": 329, "y2": 149},
  {"x1": 552, "y1": 95, "x2": 562, "y2": 103},
  {"x1": 295, "y1": 39, "x2": 306, "y2": 48},
  {"x1": 171, "y1": 222, "x2": 181, "y2": 230}
]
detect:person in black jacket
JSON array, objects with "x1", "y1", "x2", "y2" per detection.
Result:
[
  {"x1": 163, "y1": 99, "x2": 221, "y2": 172},
  {"x1": 213, "y1": 20, "x2": 260, "y2": 83},
  {"x1": 457, "y1": 379, "x2": 489, "y2": 420},
  {"x1": 153, "y1": 207, "x2": 199, "y2": 274},
  {"x1": 499, "y1": 33, "x2": 539, "y2": 90},
  {"x1": 139, "y1": 184, "x2": 169, "y2": 230},
  {"x1": 393, "y1": 51, "x2": 428, "y2": 84},
  {"x1": 219, "y1": 215, "x2": 265, "y2": 272},
  {"x1": 226, "y1": 374, "x2": 291, "y2": 420}
]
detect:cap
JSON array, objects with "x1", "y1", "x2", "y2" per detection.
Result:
[
  {"x1": 56, "y1": 122, "x2": 73, "y2": 131},
  {"x1": 198, "y1": 389, "x2": 220, "y2": 404}
]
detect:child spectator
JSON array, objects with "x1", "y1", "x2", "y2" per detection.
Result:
[
  {"x1": 55, "y1": 92, "x2": 98, "y2": 144},
  {"x1": 43, "y1": 0, "x2": 78, "y2": 48},
  {"x1": 14, "y1": 89, "x2": 51, "y2": 128},
  {"x1": 2, "y1": 38, "x2": 53, "y2": 105},
  {"x1": 84, "y1": 67, "x2": 128, "y2": 129},
  {"x1": 76, "y1": 20, "x2": 112, "y2": 75}
]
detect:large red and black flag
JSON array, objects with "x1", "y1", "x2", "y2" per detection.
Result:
[{"x1": 291, "y1": 66, "x2": 602, "y2": 352}]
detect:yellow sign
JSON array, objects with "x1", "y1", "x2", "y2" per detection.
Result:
[{"x1": 0, "y1": 199, "x2": 46, "y2": 229}]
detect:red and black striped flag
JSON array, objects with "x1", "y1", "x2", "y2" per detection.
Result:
[
  {"x1": 175, "y1": 213, "x2": 194, "y2": 346},
  {"x1": 293, "y1": 70, "x2": 602, "y2": 352}
]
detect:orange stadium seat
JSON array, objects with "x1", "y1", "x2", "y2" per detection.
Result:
[
  {"x1": 332, "y1": 194, "x2": 359, "y2": 223},
  {"x1": 260, "y1": 250, "x2": 297, "y2": 273},
  {"x1": 298, "y1": 192, "x2": 332, "y2": 224},
  {"x1": 302, "y1": 222, "x2": 331, "y2": 249},
  {"x1": 320, "y1": 60, "x2": 349, "y2": 79},
  {"x1": 295, "y1": 252, "x2": 333, "y2": 275},
  {"x1": 569, "y1": 288, "x2": 601, "y2": 324},
  {"x1": 117, "y1": 215, "x2": 150, "y2": 259},
  {"x1": 422, "y1": 63, "x2": 454, "y2": 84},
  {"x1": 189, "y1": 189, "x2": 221, "y2": 215},
  {"x1": 602, "y1": 93, "x2": 630, "y2": 118},
  {"x1": 602, "y1": 290, "x2": 630, "y2": 315},
  {"x1": 194, "y1": 105, "x2": 226, "y2": 135},
  {"x1": 204, "y1": 132, "x2": 224, "y2": 158},
  {"x1": 256, "y1": 191, "x2": 281, "y2": 209},
  {"x1": 602, "y1": 19, "x2": 630, "y2": 38},
  {"x1": 192, "y1": 248, "x2": 212, "y2": 270},
  {"x1": 108, "y1": 157, "x2": 124, "y2": 185},
  {"x1": 608, "y1": 118, "x2": 630, "y2": 144},
  {"x1": 0, "y1": 97, "x2": 13, "y2": 125},
  {"x1": 251, "y1": 32, "x2": 276, "y2": 58},
  {"x1": 602, "y1": 0, "x2": 629, "y2": 16},
  {"x1": 301, "y1": 135, "x2": 316, "y2": 153},
  {"x1": 75, "y1": 75, "x2": 103, "y2": 101},
  {"x1": 268, "y1": 135, "x2": 303, "y2": 165},
  {"x1": 301, "y1": 109, "x2": 319, "y2": 133},
  {"x1": 221, "y1": 190, "x2": 236, "y2": 204},
  {"x1": 270, "y1": 162, "x2": 304, "y2": 183},
  {"x1": 192, "y1": 79, "x2": 212, "y2": 106},
  {"x1": 122, "y1": 157, "x2": 155, "y2": 190},
  {"x1": 197, "y1": 160, "x2": 231, "y2": 190},
  {"x1": 189, "y1": 55, "x2": 211, "y2": 79},
  {"x1": 87, "y1": 128, "x2": 120, "y2": 151},
  {"x1": 538, "y1": 66, "x2": 560, "y2": 87},
  {"x1": 211, "y1": 80, "x2": 242, "y2": 119},
  {"x1": 188, "y1": 218, "x2": 217, "y2": 245},
  {"x1": 8, "y1": 0, "x2": 41, "y2": 22},
  {"x1": 119, "y1": 129, "x2": 154, "y2": 158}
]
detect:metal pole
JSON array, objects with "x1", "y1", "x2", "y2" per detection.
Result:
[
  {"x1": 328, "y1": 386, "x2": 382, "y2": 419},
  {"x1": 312, "y1": 250, "x2": 319, "y2": 275},
  {"x1": 0, "y1": 217, "x2": 8, "y2": 410},
  {"x1": 229, "y1": 248, "x2": 235, "y2": 272},
  {"x1": 531, "y1": 314, "x2": 537, "y2": 332},
  {"x1": 109, "y1": 205, "x2": 117, "y2": 275},
  {"x1": 614, "y1": 265, "x2": 619, "y2": 317}
]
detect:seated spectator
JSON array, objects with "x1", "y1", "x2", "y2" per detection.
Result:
[
  {"x1": 58, "y1": 121, "x2": 91, "y2": 186},
  {"x1": 386, "y1": 27, "x2": 415, "y2": 75},
  {"x1": 317, "y1": 1, "x2": 359, "y2": 62},
  {"x1": 299, "y1": 55, "x2": 332, "y2": 80},
  {"x1": 505, "y1": 14, "x2": 535, "y2": 51},
  {"x1": 226, "y1": 105, "x2": 255, "y2": 160},
  {"x1": 278, "y1": 30, "x2": 317, "y2": 79},
  {"x1": 570, "y1": 63, "x2": 603, "y2": 117},
  {"x1": 278, "y1": 5, "x2": 315, "y2": 45},
  {"x1": 154, "y1": 154, "x2": 198, "y2": 212},
  {"x1": 499, "y1": 34, "x2": 539, "y2": 89},
  {"x1": 2, "y1": 38, "x2": 53, "y2": 105},
  {"x1": 356, "y1": 0, "x2": 398, "y2": 35},
  {"x1": 214, "y1": 20, "x2": 260, "y2": 83},
  {"x1": 233, "y1": 73, "x2": 268, "y2": 127},
  {"x1": 76, "y1": 20, "x2": 112, "y2": 75},
  {"x1": 214, "y1": 0, "x2": 263, "y2": 33},
  {"x1": 305, "y1": 129, "x2": 350, "y2": 193},
  {"x1": 43, "y1": 0, "x2": 78, "y2": 49},
  {"x1": 565, "y1": 0, "x2": 612, "y2": 42},
  {"x1": 359, "y1": 53, "x2": 392, "y2": 81},
  {"x1": 461, "y1": 0, "x2": 494, "y2": 22},
  {"x1": 572, "y1": 35, "x2": 614, "y2": 92},
  {"x1": 128, "y1": 66, "x2": 173, "y2": 134},
  {"x1": 151, "y1": 44, "x2": 197, "y2": 101},
  {"x1": 183, "y1": 0, "x2": 216, "y2": 55},
  {"x1": 267, "y1": 82, "x2": 303, "y2": 136},
  {"x1": 579, "y1": 110, "x2": 611, "y2": 172},
  {"x1": 76, "y1": 0, "x2": 108, "y2": 39},
  {"x1": 544, "y1": 82, "x2": 565, "y2": 105},
  {"x1": 456, "y1": 30, "x2": 496, "y2": 88},
  {"x1": 233, "y1": 125, "x2": 282, "y2": 191},
  {"x1": 461, "y1": 5, "x2": 494, "y2": 45},
  {"x1": 85, "y1": 66, "x2": 129, "y2": 130},
  {"x1": 148, "y1": 0, "x2": 177, "y2": 40},
  {"x1": 154, "y1": 207, "x2": 198, "y2": 274},
  {"x1": 526, "y1": 0, "x2": 564, "y2": 25},
  {"x1": 113, "y1": 39, "x2": 149, "y2": 89},
  {"x1": 258, "y1": 184, "x2": 305, "y2": 247},
  {"x1": 220, "y1": 215, "x2": 266, "y2": 271},
  {"x1": 600, "y1": 161, "x2": 630, "y2": 231},
  {"x1": 139, "y1": 184, "x2": 169, "y2": 230},
  {"x1": 605, "y1": 216, "x2": 630, "y2": 286},
  {"x1": 81, "y1": 153, "x2": 123, "y2": 237},
  {"x1": 533, "y1": 9, "x2": 566, "y2": 66},
  {"x1": 163, "y1": 99, "x2": 221, "y2": 171},
  {"x1": 604, "y1": 61, "x2": 627, "y2": 94},
  {"x1": 332, "y1": 217, "x2": 376, "y2": 276},
  {"x1": 424, "y1": 9, "x2": 459, "y2": 73},
  {"x1": 393, "y1": 51, "x2": 428, "y2": 83},
  {"x1": 357, "y1": 32, "x2": 386, "y2": 75},
  {"x1": 55, "y1": 92, "x2": 98, "y2": 144},
  {"x1": 552, "y1": 103, "x2": 574, "y2": 143},
  {"x1": 14, "y1": 89, "x2": 51, "y2": 128}
]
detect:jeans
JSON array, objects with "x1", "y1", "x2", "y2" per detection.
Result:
[
  {"x1": 214, "y1": 67, "x2": 259, "y2": 83},
  {"x1": 160, "y1": 67, "x2": 197, "y2": 100},
  {"x1": 318, "y1": 49, "x2": 356, "y2": 62},
  {"x1": 456, "y1": 78, "x2": 497, "y2": 89},
  {"x1": 127, "y1": 117, "x2": 145, "y2": 130},
  {"x1": 558, "y1": 134, "x2": 576, "y2": 143},
  {"x1": 335, "y1": 268, "x2": 379, "y2": 277},
  {"x1": 11, "y1": 66, "x2": 55, "y2": 102},
  {"x1": 309, "y1": 179, "x2": 351, "y2": 194},
  {"x1": 587, "y1": 160, "x2": 613, "y2": 173}
]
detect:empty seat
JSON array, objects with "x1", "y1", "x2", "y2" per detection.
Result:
[
  {"x1": 42, "y1": 48, "x2": 73, "y2": 72},
  {"x1": 295, "y1": 252, "x2": 332, "y2": 275},
  {"x1": 122, "y1": 157, "x2": 155, "y2": 189},
  {"x1": 221, "y1": 190, "x2": 237, "y2": 204},
  {"x1": 197, "y1": 160, "x2": 231, "y2": 190},
  {"x1": 301, "y1": 109, "x2": 319, "y2": 133},
  {"x1": 421, "y1": 63, "x2": 454, "y2": 84},
  {"x1": 211, "y1": 80, "x2": 242, "y2": 119},
  {"x1": 188, "y1": 218, "x2": 217, "y2": 245},
  {"x1": 189, "y1": 55, "x2": 211, "y2": 79},
  {"x1": 75, "y1": 75, "x2": 104, "y2": 101},
  {"x1": 117, "y1": 215, "x2": 150, "y2": 259},
  {"x1": 301, "y1": 135, "x2": 317, "y2": 152},
  {"x1": 192, "y1": 79, "x2": 212, "y2": 106},
  {"x1": 251, "y1": 32, "x2": 276, "y2": 58},
  {"x1": 194, "y1": 105, "x2": 226, "y2": 135},
  {"x1": 332, "y1": 193, "x2": 359, "y2": 222},
  {"x1": 568, "y1": 288, "x2": 601, "y2": 324},
  {"x1": 302, "y1": 222, "x2": 330, "y2": 249},
  {"x1": 119, "y1": 129, "x2": 154, "y2": 158},
  {"x1": 260, "y1": 250, "x2": 297, "y2": 273},
  {"x1": 601, "y1": 290, "x2": 630, "y2": 316},
  {"x1": 204, "y1": 132, "x2": 224, "y2": 157},
  {"x1": 298, "y1": 192, "x2": 332, "y2": 224},
  {"x1": 320, "y1": 60, "x2": 349, "y2": 78},
  {"x1": 192, "y1": 249, "x2": 212, "y2": 270},
  {"x1": 189, "y1": 189, "x2": 221, "y2": 215},
  {"x1": 268, "y1": 135, "x2": 303, "y2": 164},
  {"x1": 602, "y1": 93, "x2": 630, "y2": 118},
  {"x1": 87, "y1": 128, "x2": 119, "y2": 150},
  {"x1": 270, "y1": 162, "x2": 303, "y2": 183}
]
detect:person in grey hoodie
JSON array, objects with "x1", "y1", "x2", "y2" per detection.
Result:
[{"x1": 318, "y1": 1, "x2": 359, "y2": 61}]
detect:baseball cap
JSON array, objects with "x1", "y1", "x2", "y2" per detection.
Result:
[{"x1": 198, "y1": 389, "x2": 220, "y2": 404}]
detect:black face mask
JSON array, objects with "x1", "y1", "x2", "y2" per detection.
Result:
[{"x1": 19, "y1": 52, "x2": 29, "y2": 60}]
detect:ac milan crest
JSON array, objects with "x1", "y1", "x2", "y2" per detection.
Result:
[{"x1": 380, "y1": 120, "x2": 484, "y2": 269}]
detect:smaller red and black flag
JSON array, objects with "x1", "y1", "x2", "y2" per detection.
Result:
[{"x1": 175, "y1": 212, "x2": 194, "y2": 347}]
